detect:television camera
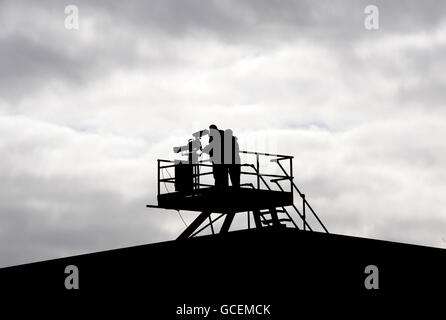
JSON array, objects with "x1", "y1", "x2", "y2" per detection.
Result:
[
  {"x1": 173, "y1": 129, "x2": 210, "y2": 164},
  {"x1": 172, "y1": 130, "x2": 210, "y2": 192}
]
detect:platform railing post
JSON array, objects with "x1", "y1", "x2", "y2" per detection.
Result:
[
  {"x1": 157, "y1": 160, "x2": 160, "y2": 196},
  {"x1": 302, "y1": 194, "x2": 306, "y2": 231},
  {"x1": 247, "y1": 211, "x2": 251, "y2": 229},
  {"x1": 197, "y1": 164, "x2": 200, "y2": 190},
  {"x1": 256, "y1": 154, "x2": 260, "y2": 189},
  {"x1": 290, "y1": 157, "x2": 293, "y2": 197}
]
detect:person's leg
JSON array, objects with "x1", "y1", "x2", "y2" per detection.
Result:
[
  {"x1": 222, "y1": 165, "x2": 229, "y2": 187},
  {"x1": 213, "y1": 164, "x2": 225, "y2": 188},
  {"x1": 212, "y1": 163, "x2": 219, "y2": 187},
  {"x1": 229, "y1": 164, "x2": 241, "y2": 188},
  {"x1": 234, "y1": 164, "x2": 240, "y2": 187}
]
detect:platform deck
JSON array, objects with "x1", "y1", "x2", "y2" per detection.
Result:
[{"x1": 157, "y1": 186, "x2": 293, "y2": 213}]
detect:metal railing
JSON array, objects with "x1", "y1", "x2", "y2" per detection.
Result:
[
  {"x1": 156, "y1": 150, "x2": 328, "y2": 233},
  {"x1": 157, "y1": 151, "x2": 293, "y2": 195}
]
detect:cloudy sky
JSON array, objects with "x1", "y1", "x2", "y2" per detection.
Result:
[{"x1": 1, "y1": 0, "x2": 446, "y2": 267}]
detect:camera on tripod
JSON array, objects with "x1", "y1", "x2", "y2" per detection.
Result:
[
  {"x1": 173, "y1": 137, "x2": 202, "y2": 165},
  {"x1": 172, "y1": 133, "x2": 206, "y2": 192}
]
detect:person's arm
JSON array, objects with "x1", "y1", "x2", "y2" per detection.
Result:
[
  {"x1": 192, "y1": 129, "x2": 209, "y2": 138},
  {"x1": 202, "y1": 143, "x2": 212, "y2": 155}
]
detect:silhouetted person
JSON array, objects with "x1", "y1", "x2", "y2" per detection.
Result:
[
  {"x1": 224, "y1": 129, "x2": 241, "y2": 188},
  {"x1": 202, "y1": 124, "x2": 227, "y2": 188}
]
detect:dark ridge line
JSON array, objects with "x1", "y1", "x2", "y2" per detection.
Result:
[{"x1": 1, "y1": 227, "x2": 444, "y2": 270}]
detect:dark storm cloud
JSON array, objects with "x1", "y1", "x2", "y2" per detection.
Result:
[
  {"x1": 86, "y1": 0, "x2": 446, "y2": 41},
  {"x1": 0, "y1": 34, "x2": 84, "y2": 100},
  {"x1": 0, "y1": 0, "x2": 180, "y2": 101},
  {"x1": 2, "y1": 0, "x2": 446, "y2": 102}
]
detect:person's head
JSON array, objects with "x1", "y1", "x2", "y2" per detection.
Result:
[{"x1": 209, "y1": 124, "x2": 218, "y2": 130}]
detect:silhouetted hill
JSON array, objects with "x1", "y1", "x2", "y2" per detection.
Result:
[{"x1": 1, "y1": 228, "x2": 445, "y2": 316}]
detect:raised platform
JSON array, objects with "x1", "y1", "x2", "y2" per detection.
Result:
[{"x1": 157, "y1": 186, "x2": 293, "y2": 213}]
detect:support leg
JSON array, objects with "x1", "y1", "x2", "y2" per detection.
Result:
[
  {"x1": 177, "y1": 211, "x2": 211, "y2": 240},
  {"x1": 220, "y1": 212, "x2": 235, "y2": 233},
  {"x1": 270, "y1": 207, "x2": 280, "y2": 226},
  {"x1": 252, "y1": 210, "x2": 262, "y2": 229}
]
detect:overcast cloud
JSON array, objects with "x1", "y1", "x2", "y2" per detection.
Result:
[{"x1": 1, "y1": 0, "x2": 446, "y2": 267}]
